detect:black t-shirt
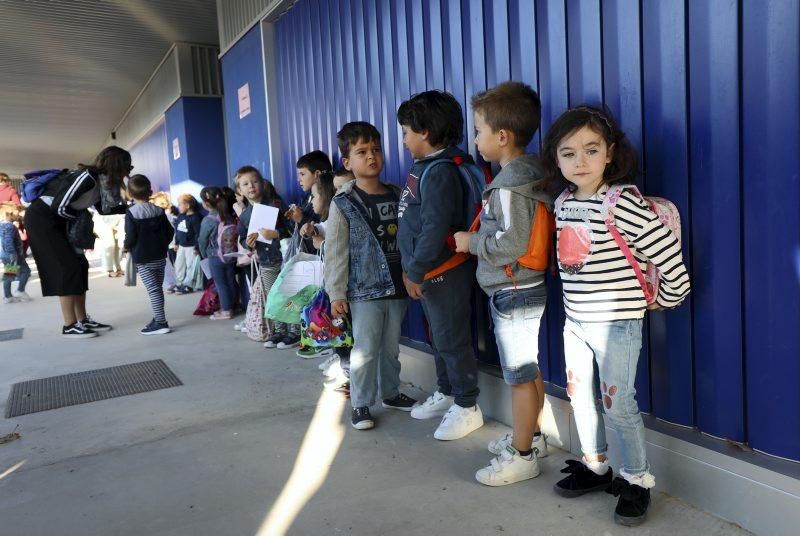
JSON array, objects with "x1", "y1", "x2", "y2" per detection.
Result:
[{"x1": 353, "y1": 185, "x2": 407, "y2": 299}]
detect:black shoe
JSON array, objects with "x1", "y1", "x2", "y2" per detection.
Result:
[
  {"x1": 263, "y1": 333, "x2": 284, "y2": 348},
  {"x1": 351, "y1": 406, "x2": 374, "y2": 430},
  {"x1": 607, "y1": 477, "x2": 650, "y2": 526},
  {"x1": 79, "y1": 317, "x2": 112, "y2": 332},
  {"x1": 553, "y1": 460, "x2": 613, "y2": 498},
  {"x1": 62, "y1": 322, "x2": 98, "y2": 339},
  {"x1": 382, "y1": 393, "x2": 417, "y2": 412},
  {"x1": 277, "y1": 333, "x2": 300, "y2": 349},
  {"x1": 174, "y1": 286, "x2": 187, "y2": 295},
  {"x1": 141, "y1": 320, "x2": 171, "y2": 335}
]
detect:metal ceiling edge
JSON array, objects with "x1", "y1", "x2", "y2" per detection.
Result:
[{"x1": 217, "y1": 0, "x2": 298, "y2": 59}]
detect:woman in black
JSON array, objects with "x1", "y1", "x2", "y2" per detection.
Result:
[{"x1": 25, "y1": 146, "x2": 131, "y2": 338}]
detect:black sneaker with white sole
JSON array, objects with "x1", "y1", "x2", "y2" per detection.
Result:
[
  {"x1": 141, "y1": 320, "x2": 171, "y2": 335},
  {"x1": 553, "y1": 460, "x2": 613, "y2": 498},
  {"x1": 79, "y1": 317, "x2": 112, "y2": 332},
  {"x1": 382, "y1": 393, "x2": 417, "y2": 411},
  {"x1": 351, "y1": 406, "x2": 374, "y2": 430},
  {"x1": 62, "y1": 322, "x2": 98, "y2": 339}
]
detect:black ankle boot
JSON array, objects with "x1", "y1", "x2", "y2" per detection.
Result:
[
  {"x1": 607, "y1": 476, "x2": 651, "y2": 526},
  {"x1": 553, "y1": 459, "x2": 613, "y2": 498}
]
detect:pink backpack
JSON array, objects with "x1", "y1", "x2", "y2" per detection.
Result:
[{"x1": 555, "y1": 184, "x2": 682, "y2": 305}]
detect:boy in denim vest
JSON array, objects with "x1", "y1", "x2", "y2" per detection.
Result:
[
  {"x1": 325, "y1": 122, "x2": 417, "y2": 430},
  {"x1": 397, "y1": 91, "x2": 483, "y2": 441}
]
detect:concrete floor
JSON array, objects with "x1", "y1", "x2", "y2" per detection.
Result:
[{"x1": 0, "y1": 264, "x2": 751, "y2": 535}]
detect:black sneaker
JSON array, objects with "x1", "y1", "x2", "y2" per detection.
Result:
[
  {"x1": 382, "y1": 393, "x2": 417, "y2": 412},
  {"x1": 140, "y1": 320, "x2": 171, "y2": 335},
  {"x1": 263, "y1": 333, "x2": 283, "y2": 349},
  {"x1": 277, "y1": 333, "x2": 300, "y2": 349},
  {"x1": 553, "y1": 460, "x2": 613, "y2": 498},
  {"x1": 607, "y1": 477, "x2": 650, "y2": 526},
  {"x1": 351, "y1": 406, "x2": 374, "y2": 430},
  {"x1": 62, "y1": 322, "x2": 98, "y2": 339},
  {"x1": 79, "y1": 317, "x2": 112, "y2": 332},
  {"x1": 174, "y1": 286, "x2": 187, "y2": 295}
]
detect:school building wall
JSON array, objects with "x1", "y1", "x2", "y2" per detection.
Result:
[
  {"x1": 218, "y1": 0, "x2": 800, "y2": 468},
  {"x1": 127, "y1": 121, "x2": 171, "y2": 195}
]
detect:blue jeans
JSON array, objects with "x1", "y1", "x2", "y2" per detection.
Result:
[
  {"x1": 349, "y1": 299, "x2": 407, "y2": 408},
  {"x1": 208, "y1": 256, "x2": 238, "y2": 312},
  {"x1": 2, "y1": 256, "x2": 30, "y2": 298},
  {"x1": 489, "y1": 285, "x2": 547, "y2": 384},
  {"x1": 563, "y1": 316, "x2": 649, "y2": 475}
]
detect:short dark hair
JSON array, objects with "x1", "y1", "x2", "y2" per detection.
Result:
[
  {"x1": 397, "y1": 91, "x2": 464, "y2": 148},
  {"x1": 337, "y1": 122, "x2": 382, "y2": 158},
  {"x1": 542, "y1": 105, "x2": 638, "y2": 195},
  {"x1": 296, "y1": 150, "x2": 333, "y2": 173},
  {"x1": 127, "y1": 174, "x2": 152, "y2": 201},
  {"x1": 471, "y1": 81, "x2": 541, "y2": 147}
]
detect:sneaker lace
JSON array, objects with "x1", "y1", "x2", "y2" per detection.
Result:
[{"x1": 354, "y1": 407, "x2": 369, "y2": 418}]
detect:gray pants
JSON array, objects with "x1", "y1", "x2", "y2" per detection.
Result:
[{"x1": 420, "y1": 260, "x2": 480, "y2": 407}]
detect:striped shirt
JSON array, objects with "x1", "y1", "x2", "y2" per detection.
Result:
[{"x1": 556, "y1": 187, "x2": 690, "y2": 322}]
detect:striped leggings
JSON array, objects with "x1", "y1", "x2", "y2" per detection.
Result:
[
  {"x1": 137, "y1": 259, "x2": 167, "y2": 323},
  {"x1": 259, "y1": 265, "x2": 299, "y2": 336}
]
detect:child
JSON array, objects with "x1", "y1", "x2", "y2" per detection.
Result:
[
  {"x1": 198, "y1": 186, "x2": 238, "y2": 320},
  {"x1": 1, "y1": 203, "x2": 31, "y2": 303},
  {"x1": 123, "y1": 175, "x2": 175, "y2": 335},
  {"x1": 396, "y1": 90, "x2": 483, "y2": 440},
  {"x1": 542, "y1": 106, "x2": 690, "y2": 525},
  {"x1": 285, "y1": 150, "x2": 332, "y2": 254},
  {"x1": 325, "y1": 122, "x2": 417, "y2": 430},
  {"x1": 151, "y1": 192, "x2": 179, "y2": 293},
  {"x1": 235, "y1": 166, "x2": 297, "y2": 348},
  {"x1": 454, "y1": 82, "x2": 551, "y2": 485},
  {"x1": 173, "y1": 194, "x2": 202, "y2": 294}
]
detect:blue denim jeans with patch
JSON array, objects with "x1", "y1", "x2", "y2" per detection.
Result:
[
  {"x1": 489, "y1": 285, "x2": 547, "y2": 385},
  {"x1": 563, "y1": 316, "x2": 649, "y2": 475},
  {"x1": 349, "y1": 298, "x2": 407, "y2": 408}
]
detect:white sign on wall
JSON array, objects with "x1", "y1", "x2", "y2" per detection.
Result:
[
  {"x1": 172, "y1": 137, "x2": 180, "y2": 160},
  {"x1": 238, "y1": 83, "x2": 251, "y2": 119}
]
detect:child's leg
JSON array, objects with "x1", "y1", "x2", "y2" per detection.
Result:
[
  {"x1": 336, "y1": 346, "x2": 351, "y2": 378},
  {"x1": 348, "y1": 300, "x2": 385, "y2": 408},
  {"x1": 259, "y1": 265, "x2": 285, "y2": 334},
  {"x1": 209, "y1": 258, "x2": 234, "y2": 312},
  {"x1": 376, "y1": 299, "x2": 407, "y2": 400},
  {"x1": 587, "y1": 319, "x2": 650, "y2": 481},
  {"x1": 2, "y1": 273, "x2": 12, "y2": 298},
  {"x1": 138, "y1": 260, "x2": 167, "y2": 323},
  {"x1": 420, "y1": 262, "x2": 479, "y2": 407},
  {"x1": 564, "y1": 318, "x2": 608, "y2": 462},
  {"x1": 174, "y1": 246, "x2": 188, "y2": 285},
  {"x1": 534, "y1": 371, "x2": 545, "y2": 433},
  {"x1": 15, "y1": 258, "x2": 31, "y2": 292}
]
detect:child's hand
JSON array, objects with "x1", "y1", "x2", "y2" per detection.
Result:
[
  {"x1": 403, "y1": 271, "x2": 425, "y2": 300},
  {"x1": 285, "y1": 204, "x2": 303, "y2": 223},
  {"x1": 300, "y1": 222, "x2": 316, "y2": 237},
  {"x1": 331, "y1": 299, "x2": 349, "y2": 316},
  {"x1": 246, "y1": 232, "x2": 259, "y2": 248},
  {"x1": 312, "y1": 235, "x2": 324, "y2": 249},
  {"x1": 453, "y1": 231, "x2": 472, "y2": 253},
  {"x1": 259, "y1": 228, "x2": 279, "y2": 240},
  {"x1": 647, "y1": 302, "x2": 664, "y2": 312},
  {"x1": 173, "y1": 245, "x2": 179, "y2": 252}
]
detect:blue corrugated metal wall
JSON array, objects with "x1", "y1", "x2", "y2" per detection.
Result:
[
  {"x1": 127, "y1": 121, "x2": 170, "y2": 194},
  {"x1": 264, "y1": 0, "x2": 800, "y2": 462}
]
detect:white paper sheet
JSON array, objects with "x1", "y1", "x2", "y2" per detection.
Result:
[{"x1": 247, "y1": 204, "x2": 279, "y2": 244}]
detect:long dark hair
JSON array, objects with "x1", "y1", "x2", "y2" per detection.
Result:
[
  {"x1": 314, "y1": 172, "x2": 337, "y2": 221},
  {"x1": 542, "y1": 105, "x2": 638, "y2": 195},
  {"x1": 200, "y1": 186, "x2": 232, "y2": 223},
  {"x1": 79, "y1": 146, "x2": 132, "y2": 188}
]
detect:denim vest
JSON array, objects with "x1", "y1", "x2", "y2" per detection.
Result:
[{"x1": 333, "y1": 189, "x2": 396, "y2": 302}]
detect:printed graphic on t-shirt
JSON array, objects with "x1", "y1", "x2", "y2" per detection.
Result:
[
  {"x1": 363, "y1": 199, "x2": 400, "y2": 256},
  {"x1": 177, "y1": 220, "x2": 188, "y2": 232},
  {"x1": 558, "y1": 204, "x2": 593, "y2": 275},
  {"x1": 397, "y1": 172, "x2": 419, "y2": 219}
]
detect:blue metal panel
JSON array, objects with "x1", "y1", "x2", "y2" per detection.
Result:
[
  {"x1": 601, "y1": 0, "x2": 650, "y2": 412},
  {"x1": 423, "y1": 0, "x2": 445, "y2": 92},
  {"x1": 183, "y1": 97, "x2": 228, "y2": 187},
  {"x1": 484, "y1": 0, "x2": 510, "y2": 87},
  {"x1": 352, "y1": 0, "x2": 369, "y2": 121},
  {"x1": 743, "y1": 0, "x2": 800, "y2": 460},
  {"x1": 407, "y1": 0, "x2": 427, "y2": 95},
  {"x1": 340, "y1": 0, "x2": 357, "y2": 122},
  {"x1": 642, "y1": 0, "x2": 693, "y2": 427},
  {"x1": 220, "y1": 25, "x2": 269, "y2": 179},
  {"x1": 442, "y1": 0, "x2": 467, "y2": 146},
  {"x1": 508, "y1": 0, "x2": 539, "y2": 152},
  {"x1": 364, "y1": 1, "x2": 382, "y2": 129},
  {"x1": 164, "y1": 99, "x2": 190, "y2": 184},
  {"x1": 689, "y1": 0, "x2": 744, "y2": 441},
  {"x1": 378, "y1": 0, "x2": 401, "y2": 185},
  {"x1": 462, "y1": 0, "x2": 487, "y2": 163},
  {"x1": 566, "y1": 0, "x2": 602, "y2": 105},
  {"x1": 318, "y1": 0, "x2": 336, "y2": 161},
  {"x1": 309, "y1": 0, "x2": 326, "y2": 154},
  {"x1": 127, "y1": 120, "x2": 170, "y2": 194}
]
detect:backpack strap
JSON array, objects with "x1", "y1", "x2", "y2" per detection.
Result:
[{"x1": 600, "y1": 184, "x2": 653, "y2": 303}]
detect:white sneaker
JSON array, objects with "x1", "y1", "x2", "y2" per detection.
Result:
[
  {"x1": 410, "y1": 391, "x2": 455, "y2": 420},
  {"x1": 2, "y1": 296, "x2": 19, "y2": 304},
  {"x1": 323, "y1": 360, "x2": 342, "y2": 379},
  {"x1": 434, "y1": 404, "x2": 484, "y2": 441},
  {"x1": 12, "y1": 290, "x2": 32, "y2": 301},
  {"x1": 318, "y1": 354, "x2": 338, "y2": 371},
  {"x1": 475, "y1": 446, "x2": 541, "y2": 486},
  {"x1": 488, "y1": 433, "x2": 549, "y2": 458},
  {"x1": 233, "y1": 322, "x2": 242, "y2": 331},
  {"x1": 240, "y1": 325, "x2": 248, "y2": 333}
]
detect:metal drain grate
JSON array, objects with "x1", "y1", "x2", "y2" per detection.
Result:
[
  {"x1": 0, "y1": 329, "x2": 23, "y2": 342},
  {"x1": 5, "y1": 359, "x2": 182, "y2": 418}
]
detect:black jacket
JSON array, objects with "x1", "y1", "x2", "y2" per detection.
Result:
[
  {"x1": 397, "y1": 146, "x2": 473, "y2": 284},
  {"x1": 124, "y1": 204, "x2": 174, "y2": 264}
]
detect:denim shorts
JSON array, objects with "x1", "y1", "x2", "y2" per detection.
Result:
[{"x1": 489, "y1": 285, "x2": 547, "y2": 385}]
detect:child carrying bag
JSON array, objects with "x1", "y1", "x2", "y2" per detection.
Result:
[{"x1": 299, "y1": 287, "x2": 354, "y2": 349}]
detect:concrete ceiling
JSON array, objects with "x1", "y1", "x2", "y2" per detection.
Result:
[{"x1": 0, "y1": 0, "x2": 219, "y2": 176}]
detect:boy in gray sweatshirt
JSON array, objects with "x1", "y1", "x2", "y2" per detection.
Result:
[{"x1": 454, "y1": 82, "x2": 552, "y2": 486}]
